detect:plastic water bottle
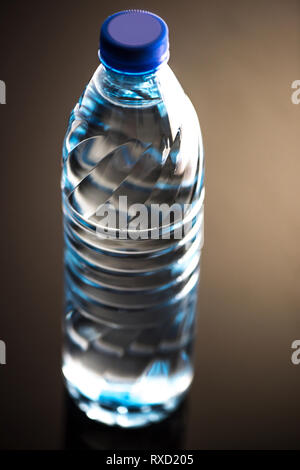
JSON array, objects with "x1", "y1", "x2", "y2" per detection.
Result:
[{"x1": 62, "y1": 10, "x2": 204, "y2": 428}]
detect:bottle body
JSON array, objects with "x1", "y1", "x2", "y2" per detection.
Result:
[{"x1": 62, "y1": 64, "x2": 204, "y2": 427}]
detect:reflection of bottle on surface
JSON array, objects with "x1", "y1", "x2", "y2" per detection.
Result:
[{"x1": 62, "y1": 10, "x2": 204, "y2": 428}]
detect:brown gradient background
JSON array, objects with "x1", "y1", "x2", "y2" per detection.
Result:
[{"x1": 0, "y1": 0, "x2": 299, "y2": 450}]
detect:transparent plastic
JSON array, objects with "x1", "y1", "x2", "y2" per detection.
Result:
[{"x1": 62, "y1": 63, "x2": 204, "y2": 427}]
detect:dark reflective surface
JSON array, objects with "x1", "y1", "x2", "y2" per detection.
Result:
[{"x1": 0, "y1": 0, "x2": 300, "y2": 450}]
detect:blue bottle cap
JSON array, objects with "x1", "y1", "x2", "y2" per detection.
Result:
[{"x1": 99, "y1": 10, "x2": 169, "y2": 74}]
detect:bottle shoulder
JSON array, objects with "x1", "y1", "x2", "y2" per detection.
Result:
[
  {"x1": 61, "y1": 64, "x2": 204, "y2": 231},
  {"x1": 63, "y1": 65, "x2": 201, "y2": 158}
]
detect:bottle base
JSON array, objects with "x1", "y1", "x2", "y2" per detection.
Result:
[{"x1": 65, "y1": 379, "x2": 187, "y2": 428}]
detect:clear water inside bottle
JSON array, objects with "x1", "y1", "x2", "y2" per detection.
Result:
[{"x1": 62, "y1": 64, "x2": 204, "y2": 427}]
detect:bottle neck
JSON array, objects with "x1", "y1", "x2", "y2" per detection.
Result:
[{"x1": 94, "y1": 63, "x2": 167, "y2": 107}]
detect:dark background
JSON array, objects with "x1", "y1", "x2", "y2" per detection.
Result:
[{"x1": 0, "y1": 0, "x2": 300, "y2": 450}]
